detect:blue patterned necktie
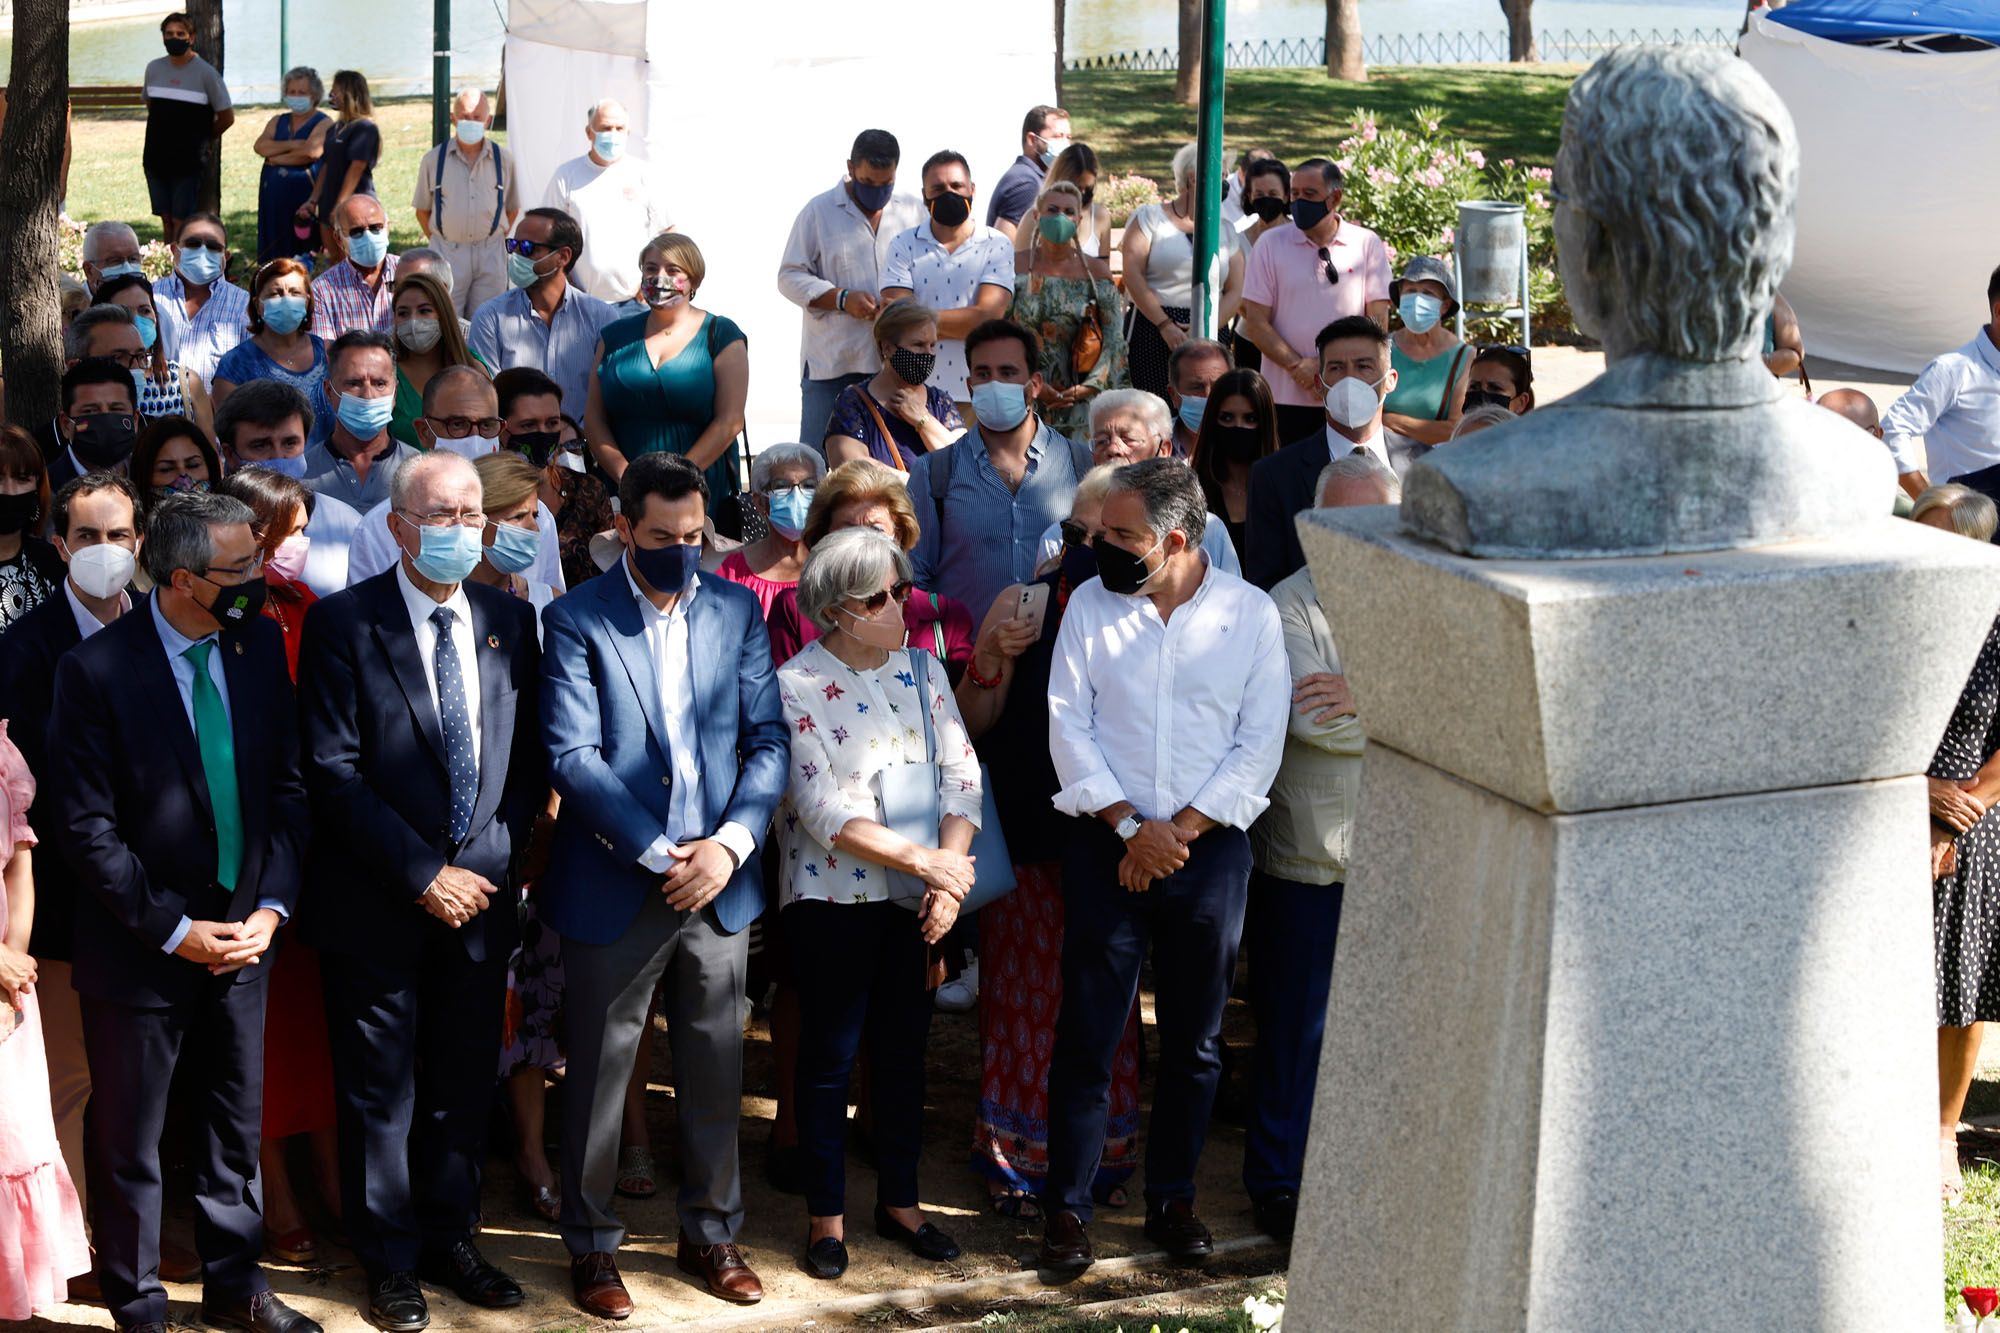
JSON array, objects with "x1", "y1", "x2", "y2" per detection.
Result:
[{"x1": 430, "y1": 606, "x2": 476, "y2": 842}]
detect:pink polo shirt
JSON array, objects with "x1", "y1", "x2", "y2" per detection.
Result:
[{"x1": 1242, "y1": 219, "x2": 1393, "y2": 407}]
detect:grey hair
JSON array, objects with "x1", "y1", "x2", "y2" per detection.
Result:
[
  {"x1": 1072, "y1": 463, "x2": 1121, "y2": 513},
  {"x1": 1107, "y1": 457, "x2": 1208, "y2": 549},
  {"x1": 390, "y1": 449, "x2": 481, "y2": 514},
  {"x1": 140, "y1": 491, "x2": 257, "y2": 586},
  {"x1": 1450, "y1": 404, "x2": 1517, "y2": 439},
  {"x1": 1170, "y1": 141, "x2": 1199, "y2": 191},
  {"x1": 397, "y1": 246, "x2": 454, "y2": 295},
  {"x1": 586, "y1": 98, "x2": 627, "y2": 129},
  {"x1": 214, "y1": 378, "x2": 316, "y2": 450},
  {"x1": 751, "y1": 443, "x2": 826, "y2": 492},
  {"x1": 283, "y1": 65, "x2": 325, "y2": 105},
  {"x1": 65, "y1": 304, "x2": 137, "y2": 361},
  {"x1": 1559, "y1": 46, "x2": 1796, "y2": 361},
  {"x1": 81, "y1": 220, "x2": 138, "y2": 264},
  {"x1": 797, "y1": 526, "x2": 913, "y2": 635},
  {"x1": 1315, "y1": 452, "x2": 1402, "y2": 506},
  {"x1": 1912, "y1": 484, "x2": 2000, "y2": 543},
  {"x1": 1089, "y1": 388, "x2": 1172, "y2": 442}
]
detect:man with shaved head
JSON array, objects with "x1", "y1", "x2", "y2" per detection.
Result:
[
  {"x1": 541, "y1": 97, "x2": 675, "y2": 302},
  {"x1": 312, "y1": 192, "x2": 399, "y2": 338},
  {"x1": 1817, "y1": 387, "x2": 1883, "y2": 441},
  {"x1": 413, "y1": 87, "x2": 519, "y2": 315}
]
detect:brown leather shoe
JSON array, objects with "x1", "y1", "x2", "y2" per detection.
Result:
[
  {"x1": 1037, "y1": 1209, "x2": 1093, "y2": 1281},
  {"x1": 570, "y1": 1252, "x2": 634, "y2": 1320},
  {"x1": 676, "y1": 1232, "x2": 764, "y2": 1304}
]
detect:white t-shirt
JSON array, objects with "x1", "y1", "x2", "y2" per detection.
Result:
[{"x1": 541, "y1": 153, "x2": 674, "y2": 303}]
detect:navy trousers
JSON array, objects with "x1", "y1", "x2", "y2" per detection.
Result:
[
  {"x1": 1241, "y1": 871, "x2": 1345, "y2": 1200},
  {"x1": 82, "y1": 973, "x2": 271, "y2": 1328},
  {"x1": 800, "y1": 370, "x2": 870, "y2": 449},
  {"x1": 1043, "y1": 819, "x2": 1251, "y2": 1222},
  {"x1": 321, "y1": 937, "x2": 507, "y2": 1278}
]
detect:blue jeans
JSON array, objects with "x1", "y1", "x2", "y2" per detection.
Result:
[
  {"x1": 1242, "y1": 871, "x2": 1345, "y2": 1200},
  {"x1": 800, "y1": 369, "x2": 870, "y2": 449}
]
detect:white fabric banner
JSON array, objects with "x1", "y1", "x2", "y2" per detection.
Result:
[
  {"x1": 1742, "y1": 11, "x2": 2000, "y2": 373},
  {"x1": 505, "y1": 0, "x2": 1055, "y2": 446}
]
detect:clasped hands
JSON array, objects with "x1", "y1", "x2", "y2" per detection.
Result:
[
  {"x1": 1114, "y1": 807, "x2": 1214, "y2": 894},
  {"x1": 421, "y1": 865, "x2": 501, "y2": 929},
  {"x1": 173, "y1": 907, "x2": 285, "y2": 975},
  {"x1": 659, "y1": 839, "x2": 737, "y2": 912},
  {"x1": 1931, "y1": 776, "x2": 1986, "y2": 880},
  {"x1": 910, "y1": 844, "x2": 977, "y2": 945}
]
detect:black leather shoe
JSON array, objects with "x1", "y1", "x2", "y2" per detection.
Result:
[
  {"x1": 419, "y1": 1239, "x2": 523, "y2": 1308},
  {"x1": 873, "y1": 1203, "x2": 961, "y2": 1261},
  {"x1": 1144, "y1": 1199, "x2": 1214, "y2": 1264},
  {"x1": 202, "y1": 1290, "x2": 324, "y2": 1333},
  {"x1": 801, "y1": 1235, "x2": 848, "y2": 1280},
  {"x1": 1037, "y1": 1209, "x2": 1093, "y2": 1282},
  {"x1": 365, "y1": 1272, "x2": 429, "y2": 1332},
  {"x1": 1252, "y1": 1191, "x2": 1298, "y2": 1244}
]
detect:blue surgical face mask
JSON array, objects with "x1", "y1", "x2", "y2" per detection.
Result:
[
  {"x1": 594, "y1": 130, "x2": 627, "y2": 163},
  {"x1": 1399, "y1": 292, "x2": 1444, "y2": 334},
  {"x1": 261, "y1": 294, "x2": 308, "y2": 334},
  {"x1": 130, "y1": 367, "x2": 151, "y2": 400},
  {"x1": 1177, "y1": 394, "x2": 1206, "y2": 434},
  {"x1": 398, "y1": 516, "x2": 484, "y2": 585},
  {"x1": 485, "y1": 522, "x2": 540, "y2": 575},
  {"x1": 261, "y1": 453, "x2": 310, "y2": 479},
  {"x1": 766, "y1": 486, "x2": 814, "y2": 539},
  {"x1": 134, "y1": 315, "x2": 159, "y2": 351},
  {"x1": 334, "y1": 390, "x2": 394, "y2": 438},
  {"x1": 97, "y1": 261, "x2": 144, "y2": 282},
  {"x1": 346, "y1": 225, "x2": 389, "y2": 268},
  {"x1": 631, "y1": 541, "x2": 699, "y2": 596},
  {"x1": 971, "y1": 380, "x2": 1030, "y2": 432},
  {"x1": 177, "y1": 245, "x2": 223, "y2": 287},
  {"x1": 284, "y1": 94, "x2": 313, "y2": 115},
  {"x1": 455, "y1": 119, "x2": 486, "y2": 146},
  {"x1": 506, "y1": 251, "x2": 542, "y2": 288}
]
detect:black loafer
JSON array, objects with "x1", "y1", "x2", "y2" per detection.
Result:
[
  {"x1": 873, "y1": 1203, "x2": 961, "y2": 1261},
  {"x1": 1143, "y1": 1199, "x2": 1214, "y2": 1265},
  {"x1": 802, "y1": 1235, "x2": 848, "y2": 1280},
  {"x1": 200, "y1": 1291, "x2": 324, "y2": 1333},
  {"x1": 366, "y1": 1272, "x2": 429, "y2": 1332},
  {"x1": 1252, "y1": 1191, "x2": 1299, "y2": 1244},
  {"x1": 418, "y1": 1239, "x2": 523, "y2": 1308}
]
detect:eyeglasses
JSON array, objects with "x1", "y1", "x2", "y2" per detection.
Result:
[
  {"x1": 342, "y1": 223, "x2": 386, "y2": 240},
  {"x1": 763, "y1": 482, "x2": 816, "y2": 501},
  {"x1": 857, "y1": 580, "x2": 914, "y2": 614},
  {"x1": 397, "y1": 508, "x2": 485, "y2": 528},
  {"x1": 505, "y1": 238, "x2": 552, "y2": 256},
  {"x1": 179, "y1": 237, "x2": 225, "y2": 254},
  {"x1": 1059, "y1": 519, "x2": 1090, "y2": 547},
  {"x1": 102, "y1": 349, "x2": 151, "y2": 369},
  {"x1": 425, "y1": 415, "x2": 505, "y2": 439},
  {"x1": 1316, "y1": 246, "x2": 1341, "y2": 286}
]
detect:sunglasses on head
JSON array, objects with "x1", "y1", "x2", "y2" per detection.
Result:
[
  {"x1": 1484, "y1": 343, "x2": 1532, "y2": 360},
  {"x1": 857, "y1": 580, "x2": 914, "y2": 614}
]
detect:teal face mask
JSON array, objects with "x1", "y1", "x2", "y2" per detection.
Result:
[{"x1": 261, "y1": 295, "x2": 308, "y2": 334}]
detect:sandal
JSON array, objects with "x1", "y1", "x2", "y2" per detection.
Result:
[
  {"x1": 989, "y1": 1190, "x2": 1042, "y2": 1222},
  {"x1": 1944, "y1": 1137, "x2": 1967, "y2": 1207},
  {"x1": 616, "y1": 1145, "x2": 658, "y2": 1199}
]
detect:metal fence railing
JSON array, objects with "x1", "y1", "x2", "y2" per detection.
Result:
[{"x1": 1065, "y1": 27, "x2": 1737, "y2": 71}]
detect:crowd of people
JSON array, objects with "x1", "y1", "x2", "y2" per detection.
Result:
[{"x1": 0, "y1": 14, "x2": 1989, "y2": 1333}]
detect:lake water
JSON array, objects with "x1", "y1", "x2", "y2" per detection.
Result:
[{"x1": 17, "y1": 0, "x2": 1746, "y2": 102}]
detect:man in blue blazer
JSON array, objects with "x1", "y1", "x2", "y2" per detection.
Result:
[
  {"x1": 50, "y1": 491, "x2": 318, "y2": 1333},
  {"x1": 295, "y1": 446, "x2": 545, "y2": 1333},
  {"x1": 539, "y1": 452, "x2": 788, "y2": 1316}
]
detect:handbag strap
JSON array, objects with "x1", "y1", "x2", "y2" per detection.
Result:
[
  {"x1": 855, "y1": 387, "x2": 909, "y2": 471},
  {"x1": 929, "y1": 591, "x2": 945, "y2": 661},
  {"x1": 1436, "y1": 344, "x2": 1470, "y2": 422},
  {"x1": 908, "y1": 647, "x2": 938, "y2": 767}
]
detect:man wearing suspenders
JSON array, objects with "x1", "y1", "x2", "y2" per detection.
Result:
[{"x1": 413, "y1": 88, "x2": 520, "y2": 316}]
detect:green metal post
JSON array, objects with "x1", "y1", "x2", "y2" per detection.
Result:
[
  {"x1": 432, "y1": 0, "x2": 452, "y2": 145},
  {"x1": 1190, "y1": 0, "x2": 1228, "y2": 339},
  {"x1": 279, "y1": 0, "x2": 288, "y2": 93}
]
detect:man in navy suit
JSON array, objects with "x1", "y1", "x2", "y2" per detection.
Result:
[
  {"x1": 539, "y1": 452, "x2": 788, "y2": 1316},
  {"x1": 50, "y1": 490, "x2": 318, "y2": 1333},
  {"x1": 296, "y1": 448, "x2": 544, "y2": 1333}
]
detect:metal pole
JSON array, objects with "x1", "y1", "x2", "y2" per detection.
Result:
[
  {"x1": 1190, "y1": 0, "x2": 1228, "y2": 339},
  {"x1": 279, "y1": 0, "x2": 288, "y2": 93},
  {"x1": 432, "y1": 0, "x2": 452, "y2": 145}
]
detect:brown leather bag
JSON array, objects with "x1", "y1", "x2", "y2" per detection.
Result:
[{"x1": 1071, "y1": 294, "x2": 1105, "y2": 378}]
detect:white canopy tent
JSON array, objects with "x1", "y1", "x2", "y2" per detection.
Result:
[
  {"x1": 1742, "y1": 10, "x2": 2000, "y2": 372},
  {"x1": 503, "y1": 0, "x2": 1058, "y2": 447}
]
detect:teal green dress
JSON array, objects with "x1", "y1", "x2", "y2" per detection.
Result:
[
  {"x1": 1383, "y1": 336, "x2": 1471, "y2": 423},
  {"x1": 597, "y1": 310, "x2": 746, "y2": 498}
]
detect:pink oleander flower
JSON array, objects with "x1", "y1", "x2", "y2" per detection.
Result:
[{"x1": 1467, "y1": 148, "x2": 1487, "y2": 168}]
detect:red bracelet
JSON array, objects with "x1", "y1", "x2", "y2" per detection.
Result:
[{"x1": 964, "y1": 658, "x2": 1003, "y2": 689}]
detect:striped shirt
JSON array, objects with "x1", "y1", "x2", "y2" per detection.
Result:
[
  {"x1": 310, "y1": 253, "x2": 400, "y2": 340},
  {"x1": 153, "y1": 272, "x2": 249, "y2": 385}
]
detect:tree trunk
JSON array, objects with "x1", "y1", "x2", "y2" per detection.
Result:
[
  {"x1": 0, "y1": 0, "x2": 70, "y2": 428},
  {"x1": 1053, "y1": 0, "x2": 1067, "y2": 104},
  {"x1": 1174, "y1": 0, "x2": 1201, "y2": 106},
  {"x1": 186, "y1": 0, "x2": 225, "y2": 214},
  {"x1": 1501, "y1": 0, "x2": 1539, "y2": 62},
  {"x1": 1326, "y1": 0, "x2": 1366, "y2": 82}
]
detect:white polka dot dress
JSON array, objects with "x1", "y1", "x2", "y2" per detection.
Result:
[{"x1": 1933, "y1": 616, "x2": 2000, "y2": 1026}]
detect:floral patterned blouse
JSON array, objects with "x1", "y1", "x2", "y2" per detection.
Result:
[
  {"x1": 775, "y1": 640, "x2": 983, "y2": 908},
  {"x1": 1008, "y1": 271, "x2": 1129, "y2": 439}
]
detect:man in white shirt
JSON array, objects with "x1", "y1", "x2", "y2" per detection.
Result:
[
  {"x1": 880, "y1": 151, "x2": 1014, "y2": 408},
  {"x1": 778, "y1": 128, "x2": 927, "y2": 445},
  {"x1": 1881, "y1": 266, "x2": 2000, "y2": 496},
  {"x1": 1038, "y1": 459, "x2": 1288, "y2": 1280},
  {"x1": 541, "y1": 99, "x2": 674, "y2": 303}
]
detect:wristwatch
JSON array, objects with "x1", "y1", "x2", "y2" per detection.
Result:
[{"x1": 1114, "y1": 814, "x2": 1143, "y2": 842}]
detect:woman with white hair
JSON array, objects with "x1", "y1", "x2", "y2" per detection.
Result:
[
  {"x1": 1007, "y1": 181, "x2": 1128, "y2": 440},
  {"x1": 1120, "y1": 142, "x2": 1246, "y2": 398},
  {"x1": 1913, "y1": 484, "x2": 2000, "y2": 544},
  {"x1": 777, "y1": 527, "x2": 981, "y2": 1279},
  {"x1": 714, "y1": 442, "x2": 826, "y2": 645}
]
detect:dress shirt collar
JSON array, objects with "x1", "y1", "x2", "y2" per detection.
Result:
[
  {"x1": 66, "y1": 578, "x2": 129, "y2": 638},
  {"x1": 150, "y1": 592, "x2": 215, "y2": 661},
  {"x1": 622, "y1": 555, "x2": 699, "y2": 623},
  {"x1": 1326, "y1": 419, "x2": 1383, "y2": 459},
  {"x1": 395, "y1": 558, "x2": 472, "y2": 635},
  {"x1": 977, "y1": 415, "x2": 1054, "y2": 460}
]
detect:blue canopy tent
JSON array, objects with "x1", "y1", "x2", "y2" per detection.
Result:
[{"x1": 1766, "y1": 0, "x2": 2000, "y2": 47}]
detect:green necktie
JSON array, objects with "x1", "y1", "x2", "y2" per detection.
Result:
[{"x1": 184, "y1": 640, "x2": 243, "y2": 892}]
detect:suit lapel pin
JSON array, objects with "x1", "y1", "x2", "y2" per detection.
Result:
[
  {"x1": 233, "y1": 641, "x2": 244, "y2": 655},
  {"x1": 487, "y1": 634, "x2": 500, "y2": 648}
]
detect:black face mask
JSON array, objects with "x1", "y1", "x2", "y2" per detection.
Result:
[
  {"x1": 928, "y1": 191, "x2": 971, "y2": 227},
  {"x1": 163, "y1": 37, "x2": 192, "y2": 56},
  {"x1": 509, "y1": 429, "x2": 562, "y2": 466},
  {"x1": 0, "y1": 491, "x2": 40, "y2": 536},
  {"x1": 889, "y1": 347, "x2": 936, "y2": 385},
  {"x1": 1092, "y1": 533, "x2": 1162, "y2": 596},
  {"x1": 1249, "y1": 196, "x2": 1289, "y2": 223},
  {"x1": 1461, "y1": 388, "x2": 1515, "y2": 414},
  {"x1": 1214, "y1": 425, "x2": 1264, "y2": 461},
  {"x1": 197, "y1": 573, "x2": 268, "y2": 628},
  {"x1": 1060, "y1": 538, "x2": 1098, "y2": 589},
  {"x1": 69, "y1": 412, "x2": 139, "y2": 470},
  {"x1": 1290, "y1": 197, "x2": 1332, "y2": 231},
  {"x1": 850, "y1": 178, "x2": 894, "y2": 213},
  {"x1": 1081, "y1": 186, "x2": 1096, "y2": 208}
]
